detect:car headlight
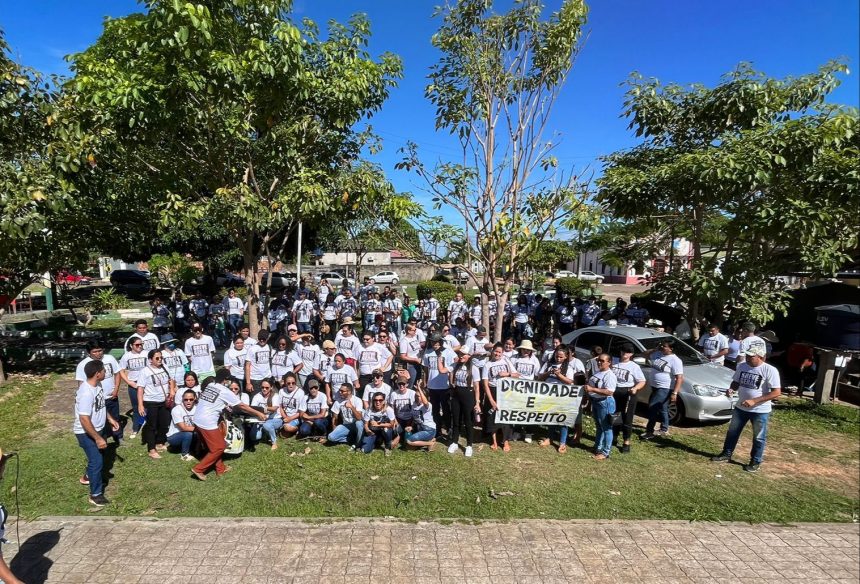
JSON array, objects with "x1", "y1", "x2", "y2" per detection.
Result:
[{"x1": 692, "y1": 384, "x2": 723, "y2": 397}]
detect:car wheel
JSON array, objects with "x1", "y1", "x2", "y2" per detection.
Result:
[
  {"x1": 391, "y1": 278, "x2": 399, "y2": 285},
  {"x1": 596, "y1": 278, "x2": 604, "y2": 284},
  {"x1": 669, "y1": 398, "x2": 686, "y2": 426}
]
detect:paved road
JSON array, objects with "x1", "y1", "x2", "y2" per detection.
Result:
[{"x1": 3, "y1": 517, "x2": 858, "y2": 583}]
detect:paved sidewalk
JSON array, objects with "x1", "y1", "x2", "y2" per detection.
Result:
[{"x1": 3, "y1": 517, "x2": 858, "y2": 583}]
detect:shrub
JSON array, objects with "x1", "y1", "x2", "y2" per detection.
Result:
[
  {"x1": 87, "y1": 288, "x2": 131, "y2": 313},
  {"x1": 554, "y1": 277, "x2": 596, "y2": 299},
  {"x1": 415, "y1": 280, "x2": 458, "y2": 308},
  {"x1": 431, "y1": 273, "x2": 451, "y2": 283}
]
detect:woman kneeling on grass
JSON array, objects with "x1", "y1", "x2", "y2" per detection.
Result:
[
  {"x1": 249, "y1": 378, "x2": 282, "y2": 450},
  {"x1": 326, "y1": 384, "x2": 365, "y2": 450},
  {"x1": 362, "y1": 391, "x2": 397, "y2": 455},
  {"x1": 166, "y1": 389, "x2": 198, "y2": 460},
  {"x1": 404, "y1": 382, "x2": 437, "y2": 451}
]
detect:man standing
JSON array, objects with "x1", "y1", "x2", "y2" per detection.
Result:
[
  {"x1": 738, "y1": 322, "x2": 767, "y2": 366},
  {"x1": 447, "y1": 291, "x2": 467, "y2": 325},
  {"x1": 76, "y1": 340, "x2": 122, "y2": 445},
  {"x1": 292, "y1": 290, "x2": 315, "y2": 334},
  {"x1": 699, "y1": 323, "x2": 729, "y2": 365},
  {"x1": 126, "y1": 319, "x2": 160, "y2": 352},
  {"x1": 222, "y1": 288, "x2": 246, "y2": 338},
  {"x1": 184, "y1": 323, "x2": 217, "y2": 380},
  {"x1": 189, "y1": 291, "x2": 210, "y2": 330},
  {"x1": 74, "y1": 360, "x2": 120, "y2": 507},
  {"x1": 711, "y1": 344, "x2": 781, "y2": 472}
]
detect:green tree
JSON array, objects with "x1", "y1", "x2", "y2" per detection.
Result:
[
  {"x1": 598, "y1": 62, "x2": 859, "y2": 333},
  {"x1": 67, "y1": 0, "x2": 403, "y2": 333},
  {"x1": 396, "y1": 0, "x2": 595, "y2": 341},
  {"x1": 147, "y1": 252, "x2": 202, "y2": 298}
]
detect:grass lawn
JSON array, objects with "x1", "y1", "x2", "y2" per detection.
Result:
[{"x1": 1, "y1": 369, "x2": 858, "y2": 522}]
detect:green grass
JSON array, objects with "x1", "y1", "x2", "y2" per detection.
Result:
[{"x1": 2, "y1": 373, "x2": 858, "y2": 522}]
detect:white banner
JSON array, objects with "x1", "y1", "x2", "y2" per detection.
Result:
[{"x1": 495, "y1": 378, "x2": 583, "y2": 426}]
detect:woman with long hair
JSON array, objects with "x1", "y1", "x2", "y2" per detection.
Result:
[
  {"x1": 482, "y1": 343, "x2": 519, "y2": 452},
  {"x1": 537, "y1": 345, "x2": 586, "y2": 453},
  {"x1": 448, "y1": 345, "x2": 481, "y2": 457},
  {"x1": 136, "y1": 349, "x2": 176, "y2": 459}
]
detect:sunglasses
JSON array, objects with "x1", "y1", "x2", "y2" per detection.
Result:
[
  {"x1": 373, "y1": 398, "x2": 385, "y2": 402},
  {"x1": 261, "y1": 385, "x2": 272, "y2": 390},
  {"x1": 132, "y1": 343, "x2": 143, "y2": 347},
  {"x1": 285, "y1": 382, "x2": 297, "y2": 386},
  {"x1": 153, "y1": 357, "x2": 163, "y2": 361},
  {"x1": 373, "y1": 374, "x2": 383, "y2": 378}
]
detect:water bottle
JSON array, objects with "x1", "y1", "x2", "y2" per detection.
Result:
[{"x1": 473, "y1": 409, "x2": 481, "y2": 425}]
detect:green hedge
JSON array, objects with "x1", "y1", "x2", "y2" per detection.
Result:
[
  {"x1": 554, "y1": 277, "x2": 595, "y2": 298},
  {"x1": 415, "y1": 280, "x2": 458, "y2": 309}
]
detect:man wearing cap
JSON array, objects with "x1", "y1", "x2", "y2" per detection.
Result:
[
  {"x1": 76, "y1": 340, "x2": 122, "y2": 446},
  {"x1": 698, "y1": 323, "x2": 729, "y2": 365},
  {"x1": 184, "y1": 323, "x2": 216, "y2": 380},
  {"x1": 711, "y1": 344, "x2": 781, "y2": 472},
  {"x1": 319, "y1": 339, "x2": 337, "y2": 383},
  {"x1": 737, "y1": 322, "x2": 766, "y2": 366}
]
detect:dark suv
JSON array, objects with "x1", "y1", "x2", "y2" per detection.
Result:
[{"x1": 109, "y1": 269, "x2": 152, "y2": 296}]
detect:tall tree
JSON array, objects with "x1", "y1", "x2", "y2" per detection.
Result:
[
  {"x1": 68, "y1": 0, "x2": 403, "y2": 333},
  {"x1": 397, "y1": 0, "x2": 594, "y2": 341},
  {"x1": 598, "y1": 62, "x2": 859, "y2": 332}
]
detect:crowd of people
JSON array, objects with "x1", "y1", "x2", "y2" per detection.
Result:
[{"x1": 71, "y1": 277, "x2": 781, "y2": 507}]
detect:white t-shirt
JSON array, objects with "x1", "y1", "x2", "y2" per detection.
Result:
[
  {"x1": 334, "y1": 333, "x2": 362, "y2": 360},
  {"x1": 325, "y1": 364, "x2": 358, "y2": 391},
  {"x1": 167, "y1": 404, "x2": 196, "y2": 438},
  {"x1": 651, "y1": 352, "x2": 684, "y2": 389},
  {"x1": 331, "y1": 395, "x2": 363, "y2": 424},
  {"x1": 194, "y1": 382, "x2": 240, "y2": 430},
  {"x1": 734, "y1": 362, "x2": 781, "y2": 413},
  {"x1": 442, "y1": 334, "x2": 461, "y2": 350},
  {"x1": 611, "y1": 360, "x2": 646, "y2": 389},
  {"x1": 304, "y1": 393, "x2": 329, "y2": 417},
  {"x1": 512, "y1": 354, "x2": 541, "y2": 380},
  {"x1": 448, "y1": 299, "x2": 467, "y2": 322},
  {"x1": 128, "y1": 332, "x2": 160, "y2": 353},
  {"x1": 184, "y1": 335, "x2": 216, "y2": 374},
  {"x1": 137, "y1": 365, "x2": 172, "y2": 403},
  {"x1": 223, "y1": 346, "x2": 248, "y2": 379},
  {"x1": 412, "y1": 403, "x2": 436, "y2": 430},
  {"x1": 357, "y1": 343, "x2": 391, "y2": 376},
  {"x1": 362, "y1": 382, "x2": 392, "y2": 405},
  {"x1": 399, "y1": 335, "x2": 423, "y2": 362},
  {"x1": 587, "y1": 369, "x2": 617, "y2": 397},
  {"x1": 298, "y1": 344, "x2": 322, "y2": 375},
  {"x1": 189, "y1": 298, "x2": 209, "y2": 318},
  {"x1": 699, "y1": 333, "x2": 729, "y2": 364},
  {"x1": 271, "y1": 349, "x2": 302, "y2": 381},
  {"x1": 423, "y1": 348, "x2": 457, "y2": 390},
  {"x1": 452, "y1": 363, "x2": 482, "y2": 388},
  {"x1": 293, "y1": 299, "x2": 315, "y2": 323},
  {"x1": 75, "y1": 355, "x2": 121, "y2": 396},
  {"x1": 279, "y1": 388, "x2": 305, "y2": 418},
  {"x1": 119, "y1": 350, "x2": 148, "y2": 382},
  {"x1": 365, "y1": 406, "x2": 396, "y2": 426},
  {"x1": 161, "y1": 348, "x2": 189, "y2": 384},
  {"x1": 388, "y1": 389, "x2": 417, "y2": 421},
  {"x1": 224, "y1": 296, "x2": 245, "y2": 316},
  {"x1": 73, "y1": 381, "x2": 106, "y2": 434},
  {"x1": 483, "y1": 357, "x2": 515, "y2": 389},
  {"x1": 539, "y1": 358, "x2": 586, "y2": 384},
  {"x1": 466, "y1": 336, "x2": 490, "y2": 369},
  {"x1": 245, "y1": 343, "x2": 273, "y2": 380},
  {"x1": 425, "y1": 298, "x2": 440, "y2": 321}
]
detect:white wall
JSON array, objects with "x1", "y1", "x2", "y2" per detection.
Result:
[{"x1": 319, "y1": 251, "x2": 391, "y2": 266}]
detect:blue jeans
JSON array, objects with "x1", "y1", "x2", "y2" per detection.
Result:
[
  {"x1": 299, "y1": 418, "x2": 328, "y2": 438},
  {"x1": 646, "y1": 387, "x2": 671, "y2": 433},
  {"x1": 227, "y1": 314, "x2": 242, "y2": 337},
  {"x1": 296, "y1": 322, "x2": 311, "y2": 333},
  {"x1": 76, "y1": 433, "x2": 103, "y2": 496},
  {"x1": 167, "y1": 431, "x2": 194, "y2": 455},
  {"x1": 328, "y1": 421, "x2": 364, "y2": 447},
  {"x1": 592, "y1": 396, "x2": 616, "y2": 456},
  {"x1": 362, "y1": 427, "x2": 393, "y2": 453},
  {"x1": 256, "y1": 418, "x2": 285, "y2": 444},
  {"x1": 405, "y1": 428, "x2": 436, "y2": 443},
  {"x1": 721, "y1": 409, "x2": 770, "y2": 464},
  {"x1": 127, "y1": 387, "x2": 145, "y2": 432}
]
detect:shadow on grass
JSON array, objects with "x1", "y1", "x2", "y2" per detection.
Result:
[{"x1": 10, "y1": 528, "x2": 60, "y2": 584}]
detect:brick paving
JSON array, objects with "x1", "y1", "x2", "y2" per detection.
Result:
[{"x1": 3, "y1": 517, "x2": 858, "y2": 583}]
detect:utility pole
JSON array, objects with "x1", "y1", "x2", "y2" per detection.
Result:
[{"x1": 296, "y1": 221, "x2": 303, "y2": 282}]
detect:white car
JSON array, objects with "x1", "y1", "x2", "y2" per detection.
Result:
[
  {"x1": 314, "y1": 272, "x2": 355, "y2": 288},
  {"x1": 546, "y1": 270, "x2": 577, "y2": 279},
  {"x1": 577, "y1": 271, "x2": 604, "y2": 284},
  {"x1": 369, "y1": 271, "x2": 400, "y2": 285}
]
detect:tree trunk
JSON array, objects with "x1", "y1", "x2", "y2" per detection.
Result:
[
  {"x1": 493, "y1": 289, "x2": 509, "y2": 343},
  {"x1": 241, "y1": 238, "x2": 261, "y2": 336}
]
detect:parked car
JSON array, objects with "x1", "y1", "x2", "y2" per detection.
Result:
[
  {"x1": 545, "y1": 270, "x2": 577, "y2": 280},
  {"x1": 314, "y1": 272, "x2": 355, "y2": 288},
  {"x1": 109, "y1": 269, "x2": 152, "y2": 296},
  {"x1": 214, "y1": 273, "x2": 246, "y2": 287},
  {"x1": 563, "y1": 325, "x2": 737, "y2": 424},
  {"x1": 261, "y1": 271, "x2": 297, "y2": 289},
  {"x1": 576, "y1": 271, "x2": 604, "y2": 284},
  {"x1": 55, "y1": 270, "x2": 91, "y2": 287},
  {"x1": 369, "y1": 271, "x2": 400, "y2": 285}
]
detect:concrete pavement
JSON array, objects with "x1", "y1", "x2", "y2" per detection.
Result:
[{"x1": 3, "y1": 517, "x2": 858, "y2": 583}]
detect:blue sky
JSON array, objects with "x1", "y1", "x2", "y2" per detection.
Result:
[{"x1": 2, "y1": 0, "x2": 858, "y2": 232}]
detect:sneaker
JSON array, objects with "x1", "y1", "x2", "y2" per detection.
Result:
[
  {"x1": 524, "y1": 434, "x2": 533, "y2": 444},
  {"x1": 129, "y1": 431, "x2": 138, "y2": 439},
  {"x1": 621, "y1": 444, "x2": 630, "y2": 454},
  {"x1": 656, "y1": 429, "x2": 670, "y2": 436},
  {"x1": 384, "y1": 448, "x2": 391, "y2": 457},
  {"x1": 640, "y1": 433, "x2": 655, "y2": 441},
  {"x1": 711, "y1": 453, "x2": 732, "y2": 463},
  {"x1": 447, "y1": 443, "x2": 459, "y2": 454},
  {"x1": 88, "y1": 494, "x2": 109, "y2": 507},
  {"x1": 743, "y1": 463, "x2": 760, "y2": 473},
  {"x1": 348, "y1": 445, "x2": 356, "y2": 452},
  {"x1": 464, "y1": 446, "x2": 473, "y2": 458},
  {"x1": 79, "y1": 474, "x2": 90, "y2": 485},
  {"x1": 180, "y1": 454, "x2": 196, "y2": 462}
]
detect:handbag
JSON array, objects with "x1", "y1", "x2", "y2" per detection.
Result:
[{"x1": 159, "y1": 366, "x2": 175, "y2": 408}]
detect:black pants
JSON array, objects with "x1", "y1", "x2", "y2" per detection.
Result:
[
  {"x1": 612, "y1": 387, "x2": 638, "y2": 443},
  {"x1": 143, "y1": 400, "x2": 170, "y2": 450},
  {"x1": 450, "y1": 386, "x2": 476, "y2": 446},
  {"x1": 359, "y1": 374, "x2": 374, "y2": 391},
  {"x1": 428, "y1": 389, "x2": 451, "y2": 437}
]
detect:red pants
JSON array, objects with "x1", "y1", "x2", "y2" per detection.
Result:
[{"x1": 193, "y1": 427, "x2": 227, "y2": 475}]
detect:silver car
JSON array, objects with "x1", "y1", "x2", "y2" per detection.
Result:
[{"x1": 563, "y1": 325, "x2": 737, "y2": 424}]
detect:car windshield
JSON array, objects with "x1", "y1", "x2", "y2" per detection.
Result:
[{"x1": 638, "y1": 337, "x2": 707, "y2": 366}]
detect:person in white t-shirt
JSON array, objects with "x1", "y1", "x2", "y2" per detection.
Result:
[
  {"x1": 126, "y1": 319, "x2": 160, "y2": 353},
  {"x1": 298, "y1": 380, "x2": 330, "y2": 439},
  {"x1": 222, "y1": 288, "x2": 246, "y2": 338},
  {"x1": 75, "y1": 340, "x2": 122, "y2": 445},
  {"x1": 398, "y1": 323, "x2": 425, "y2": 388},
  {"x1": 585, "y1": 354, "x2": 618, "y2": 461},
  {"x1": 711, "y1": 344, "x2": 782, "y2": 472},
  {"x1": 191, "y1": 372, "x2": 265, "y2": 480},
  {"x1": 447, "y1": 345, "x2": 481, "y2": 457},
  {"x1": 222, "y1": 335, "x2": 247, "y2": 385},
  {"x1": 362, "y1": 370, "x2": 392, "y2": 409},
  {"x1": 277, "y1": 372, "x2": 305, "y2": 441},
  {"x1": 642, "y1": 339, "x2": 684, "y2": 439},
  {"x1": 361, "y1": 389, "x2": 397, "y2": 455},
  {"x1": 610, "y1": 344, "x2": 647, "y2": 454},
  {"x1": 356, "y1": 332, "x2": 393, "y2": 388},
  {"x1": 537, "y1": 345, "x2": 586, "y2": 452},
  {"x1": 271, "y1": 336, "x2": 302, "y2": 383},
  {"x1": 422, "y1": 336, "x2": 457, "y2": 439},
  {"x1": 326, "y1": 383, "x2": 365, "y2": 450},
  {"x1": 245, "y1": 329, "x2": 273, "y2": 395},
  {"x1": 737, "y1": 322, "x2": 766, "y2": 366},
  {"x1": 250, "y1": 378, "x2": 283, "y2": 449},
  {"x1": 425, "y1": 292, "x2": 440, "y2": 324},
  {"x1": 324, "y1": 353, "x2": 359, "y2": 405},
  {"x1": 404, "y1": 381, "x2": 437, "y2": 450},
  {"x1": 447, "y1": 292, "x2": 467, "y2": 325},
  {"x1": 73, "y1": 360, "x2": 120, "y2": 507},
  {"x1": 119, "y1": 338, "x2": 149, "y2": 438},
  {"x1": 698, "y1": 324, "x2": 729, "y2": 365},
  {"x1": 292, "y1": 290, "x2": 315, "y2": 334},
  {"x1": 166, "y1": 389, "x2": 198, "y2": 460},
  {"x1": 184, "y1": 323, "x2": 216, "y2": 379},
  {"x1": 160, "y1": 334, "x2": 189, "y2": 385},
  {"x1": 334, "y1": 320, "x2": 362, "y2": 364},
  {"x1": 136, "y1": 349, "x2": 177, "y2": 459},
  {"x1": 482, "y1": 343, "x2": 519, "y2": 452}
]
